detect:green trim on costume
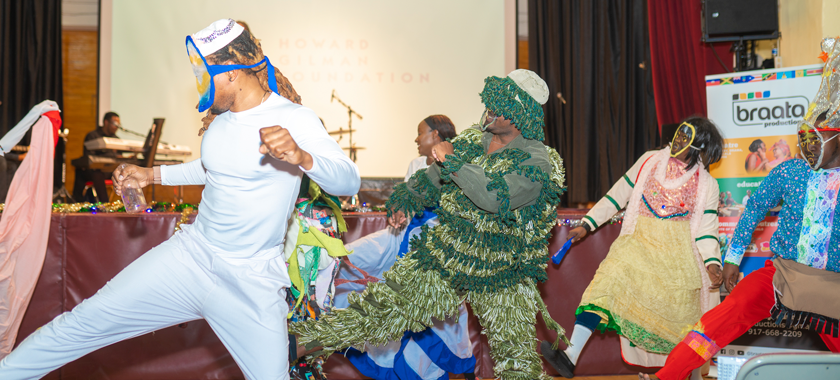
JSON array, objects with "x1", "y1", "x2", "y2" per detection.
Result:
[
  {"x1": 483, "y1": 149, "x2": 532, "y2": 224},
  {"x1": 307, "y1": 180, "x2": 347, "y2": 233},
  {"x1": 623, "y1": 174, "x2": 635, "y2": 188},
  {"x1": 438, "y1": 129, "x2": 485, "y2": 179},
  {"x1": 385, "y1": 169, "x2": 440, "y2": 219},
  {"x1": 576, "y1": 304, "x2": 676, "y2": 354},
  {"x1": 724, "y1": 258, "x2": 741, "y2": 266},
  {"x1": 605, "y1": 194, "x2": 621, "y2": 210},
  {"x1": 705, "y1": 257, "x2": 722, "y2": 265},
  {"x1": 617, "y1": 317, "x2": 677, "y2": 354},
  {"x1": 583, "y1": 215, "x2": 598, "y2": 229},
  {"x1": 695, "y1": 235, "x2": 718, "y2": 242},
  {"x1": 704, "y1": 209, "x2": 719, "y2": 215},
  {"x1": 479, "y1": 76, "x2": 546, "y2": 141},
  {"x1": 575, "y1": 304, "x2": 623, "y2": 335},
  {"x1": 296, "y1": 224, "x2": 351, "y2": 258}
]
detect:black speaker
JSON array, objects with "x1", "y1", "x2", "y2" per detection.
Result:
[{"x1": 703, "y1": 0, "x2": 779, "y2": 42}]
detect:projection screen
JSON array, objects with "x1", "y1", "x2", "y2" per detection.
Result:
[{"x1": 99, "y1": 0, "x2": 515, "y2": 177}]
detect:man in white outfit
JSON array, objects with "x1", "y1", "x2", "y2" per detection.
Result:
[{"x1": 0, "y1": 19, "x2": 359, "y2": 380}]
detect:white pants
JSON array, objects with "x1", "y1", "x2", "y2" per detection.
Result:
[{"x1": 0, "y1": 224, "x2": 291, "y2": 380}]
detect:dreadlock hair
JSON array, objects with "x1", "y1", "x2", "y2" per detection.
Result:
[
  {"x1": 423, "y1": 114, "x2": 457, "y2": 140},
  {"x1": 206, "y1": 28, "x2": 301, "y2": 104},
  {"x1": 679, "y1": 116, "x2": 724, "y2": 170},
  {"x1": 198, "y1": 28, "x2": 302, "y2": 135}
]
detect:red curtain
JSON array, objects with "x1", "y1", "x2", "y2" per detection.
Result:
[{"x1": 648, "y1": 0, "x2": 733, "y2": 130}]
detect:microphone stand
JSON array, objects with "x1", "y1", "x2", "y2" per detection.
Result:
[
  {"x1": 117, "y1": 125, "x2": 146, "y2": 138},
  {"x1": 118, "y1": 126, "x2": 171, "y2": 146},
  {"x1": 330, "y1": 90, "x2": 363, "y2": 162},
  {"x1": 53, "y1": 128, "x2": 74, "y2": 203}
]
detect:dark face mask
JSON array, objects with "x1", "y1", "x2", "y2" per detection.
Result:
[{"x1": 670, "y1": 122, "x2": 700, "y2": 157}]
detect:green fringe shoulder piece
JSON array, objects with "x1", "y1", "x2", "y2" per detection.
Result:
[
  {"x1": 439, "y1": 129, "x2": 486, "y2": 178},
  {"x1": 385, "y1": 167, "x2": 441, "y2": 218}
]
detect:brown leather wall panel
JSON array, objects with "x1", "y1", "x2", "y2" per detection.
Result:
[
  {"x1": 16, "y1": 211, "x2": 634, "y2": 379},
  {"x1": 15, "y1": 216, "x2": 64, "y2": 380},
  {"x1": 538, "y1": 217, "x2": 631, "y2": 377},
  {"x1": 342, "y1": 213, "x2": 388, "y2": 244}
]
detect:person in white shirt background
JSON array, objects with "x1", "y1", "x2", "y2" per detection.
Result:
[
  {"x1": 0, "y1": 19, "x2": 359, "y2": 380},
  {"x1": 741, "y1": 189, "x2": 751, "y2": 206}
]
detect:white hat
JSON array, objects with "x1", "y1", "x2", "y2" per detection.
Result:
[
  {"x1": 191, "y1": 19, "x2": 245, "y2": 56},
  {"x1": 507, "y1": 69, "x2": 549, "y2": 105}
]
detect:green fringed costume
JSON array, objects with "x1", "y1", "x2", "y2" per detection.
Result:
[{"x1": 291, "y1": 71, "x2": 568, "y2": 380}]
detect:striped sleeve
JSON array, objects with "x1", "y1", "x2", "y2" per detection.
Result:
[
  {"x1": 696, "y1": 177, "x2": 722, "y2": 267},
  {"x1": 581, "y1": 151, "x2": 657, "y2": 230}
]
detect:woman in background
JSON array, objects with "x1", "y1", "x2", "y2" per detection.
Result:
[
  {"x1": 765, "y1": 139, "x2": 792, "y2": 171},
  {"x1": 745, "y1": 139, "x2": 768, "y2": 172},
  {"x1": 335, "y1": 115, "x2": 457, "y2": 305}
]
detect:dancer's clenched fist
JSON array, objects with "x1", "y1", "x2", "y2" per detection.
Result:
[
  {"x1": 431, "y1": 141, "x2": 454, "y2": 163},
  {"x1": 259, "y1": 126, "x2": 313, "y2": 170}
]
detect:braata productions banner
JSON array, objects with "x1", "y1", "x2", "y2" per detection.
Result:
[
  {"x1": 707, "y1": 64, "x2": 822, "y2": 275},
  {"x1": 705, "y1": 65, "x2": 829, "y2": 369}
]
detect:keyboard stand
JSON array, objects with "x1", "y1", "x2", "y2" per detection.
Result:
[{"x1": 53, "y1": 185, "x2": 74, "y2": 203}]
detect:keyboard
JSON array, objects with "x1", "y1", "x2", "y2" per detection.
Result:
[{"x1": 84, "y1": 137, "x2": 192, "y2": 156}]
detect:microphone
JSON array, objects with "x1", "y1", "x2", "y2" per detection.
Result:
[
  {"x1": 116, "y1": 124, "x2": 146, "y2": 138},
  {"x1": 331, "y1": 89, "x2": 335, "y2": 103}
]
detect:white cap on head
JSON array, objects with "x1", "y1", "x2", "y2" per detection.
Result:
[
  {"x1": 507, "y1": 69, "x2": 549, "y2": 105},
  {"x1": 191, "y1": 19, "x2": 245, "y2": 56}
]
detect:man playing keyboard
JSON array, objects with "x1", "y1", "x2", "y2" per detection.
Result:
[{"x1": 72, "y1": 111, "x2": 120, "y2": 202}]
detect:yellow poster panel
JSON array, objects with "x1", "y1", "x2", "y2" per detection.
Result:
[{"x1": 708, "y1": 135, "x2": 799, "y2": 179}]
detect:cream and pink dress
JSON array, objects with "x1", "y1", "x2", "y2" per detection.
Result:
[{"x1": 578, "y1": 147, "x2": 721, "y2": 367}]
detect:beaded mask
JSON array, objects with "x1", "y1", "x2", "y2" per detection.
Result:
[
  {"x1": 799, "y1": 37, "x2": 840, "y2": 170},
  {"x1": 186, "y1": 19, "x2": 279, "y2": 113}
]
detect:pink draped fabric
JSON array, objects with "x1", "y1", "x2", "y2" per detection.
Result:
[{"x1": 0, "y1": 112, "x2": 60, "y2": 357}]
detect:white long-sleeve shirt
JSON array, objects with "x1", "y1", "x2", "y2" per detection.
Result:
[
  {"x1": 161, "y1": 93, "x2": 360, "y2": 256},
  {"x1": 404, "y1": 156, "x2": 429, "y2": 182}
]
